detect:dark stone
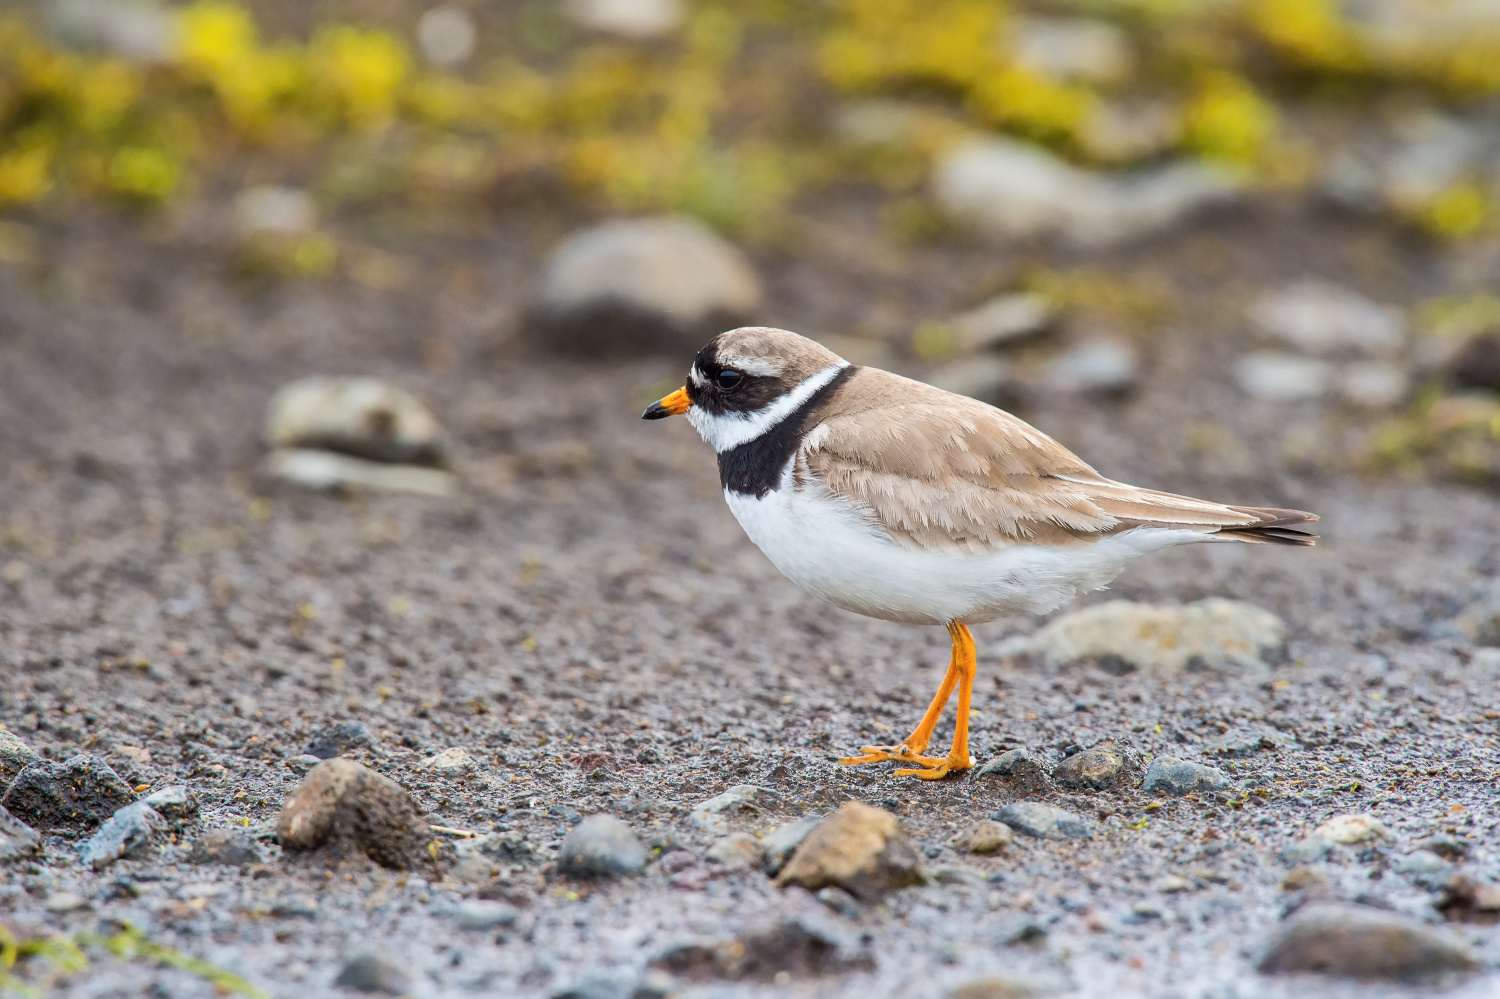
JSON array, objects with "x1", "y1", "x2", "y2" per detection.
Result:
[
  {"x1": 1142, "y1": 757, "x2": 1232, "y2": 796},
  {"x1": 0, "y1": 730, "x2": 41, "y2": 786},
  {"x1": 1258, "y1": 904, "x2": 1477, "y2": 981},
  {"x1": 142, "y1": 785, "x2": 199, "y2": 826},
  {"x1": 277, "y1": 759, "x2": 433, "y2": 871},
  {"x1": 1436, "y1": 873, "x2": 1500, "y2": 924},
  {"x1": 973, "y1": 749, "x2": 1050, "y2": 795},
  {"x1": 1050, "y1": 740, "x2": 1133, "y2": 790},
  {"x1": 1450, "y1": 331, "x2": 1500, "y2": 391},
  {"x1": 550, "y1": 978, "x2": 631, "y2": 999},
  {"x1": 556, "y1": 814, "x2": 647, "y2": 878},
  {"x1": 78, "y1": 801, "x2": 165, "y2": 871},
  {"x1": 993, "y1": 802, "x2": 1091, "y2": 840},
  {"x1": 188, "y1": 828, "x2": 263, "y2": 867},
  {"x1": 0, "y1": 804, "x2": 40, "y2": 861},
  {"x1": 333, "y1": 953, "x2": 412, "y2": 995},
  {"x1": 305, "y1": 722, "x2": 376, "y2": 760},
  {"x1": 651, "y1": 914, "x2": 873, "y2": 982},
  {"x1": 1, "y1": 756, "x2": 134, "y2": 834}
]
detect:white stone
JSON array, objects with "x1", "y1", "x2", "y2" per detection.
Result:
[
  {"x1": 1009, "y1": 598, "x2": 1287, "y2": 673},
  {"x1": 47, "y1": 0, "x2": 177, "y2": 62},
  {"x1": 421, "y1": 747, "x2": 474, "y2": 773},
  {"x1": 1335, "y1": 361, "x2": 1410, "y2": 408},
  {"x1": 705, "y1": 831, "x2": 764, "y2": 869},
  {"x1": 1042, "y1": 339, "x2": 1138, "y2": 394},
  {"x1": 688, "y1": 785, "x2": 779, "y2": 834},
  {"x1": 265, "y1": 449, "x2": 457, "y2": 497},
  {"x1": 1011, "y1": 17, "x2": 1134, "y2": 84},
  {"x1": 949, "y1": 292, "x2": 1055, "y2": 350},
  {"x1": 264, "y1": 377, "x2": 445, "y2": 465},
  {"x1": 1079, "y1": 99, "x2": 1181, "y2": 163},
  {"x1": 565, "y1": 0, "x2": 685, "y2": 39},
  {"x1": 417, "y1": 6, "x2": 476, "y2": 68},
  {"x1": 1313, "y1": 814, "x2": 1391, "y2": 846},
  {"x1": 234, "y1": 186, "x2": 316, "y2": 238},
  {"x1": 1233, "y1": 352, "x2": 1334, "y2": 402},
  {"x1": 1248, "y1": 281, "x2": 1406, "y2": 357}
]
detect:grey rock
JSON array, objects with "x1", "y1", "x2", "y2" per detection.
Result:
[
  {"x1": 278, "y1": 758, "x2": 433, "y2": 871},
  {"x1": 1143, "y1": 757, "x2": 1232, "y2": 797},
  {"x1": 305, "y1": 722, "x2": 376, "y2": 760},
  {"x1": 0, "y1": 729, "x2": 41, "y2": 785},
  {"x1": 1450, "y1": 331, "x2": 1500, "y2": 391},
  {"x1": 688, "y1": 785, "x2": 780, "y2": 834},
  {"x1": 1041, "y1": 340, "x2": 1138, "y2": 395},
  {"x1": 948, "y1": 293, "x2": 1055, "y2": 350},
  {"x1": 974, "y1": 749, "x2": 1050, "y2": 795},
  {"x1": 1, "y1": 755, "x2": 134, "y2": 834},
  {"x1": 1313, "y1": 814, "x2": 1391, "y2": 845},
  {"x1": 45, "y1": 0, "x2": 176, "y2": 62},
  {"x1": 994, "y1": 802, "x2": 1091, "y2": 841},
  {"x1": 1012, "y1": 15, "x2": 1132, "y2": 84},
  {"x1": 1335, "y1": 361, "x2": 1411, "y2": 409},
  {"x1": 333, "y1": 952, "x2": 412, "y2": 995},
  {"x1": 416, "y1": 6, "x2": 475, "y2": 67},
  {"x1": 651, "y1": 913, "x2": 873, "y2": 982},
  {"x1": 951, "y1": 819, "x2": 1013, "y2": 855},
  {"x1": 0, "y1": 804, "x2": 41, "y2": 861},
  {"x1": 453, "y1": 898, "x2": 519, "y2": 930},
  {"x1": 551, "y1": 977, "x2": 631, "y2": 999},
  {"x1": 78, "y1": 801, "x2": 165, "y2": 871},
  {"x1": 1396, "y1": 850, "x2": 1454, "y2": 888},
  {"x1": 264, "y1": 448, "x2": 456, "y2": 497},
  {"x1": 1051, "y1": 740, "x2": 1133, "y2": 790},
  {"x1": 1411, "y1": 834, "x2": 1470, "y2": 860},
  {"x1": 531, "y1": 216, "x2": 761, "y2": 357},
  {"x1": 948, "y1": 973, "x2": 1053, "y2": 999},
  {"x1": 926, "y1": 356, "x2": 1018, "y2": 407},
  {"x1": 287, "y1": 753, "x2": 323, "y2": 774},
  {"x1": 1249, "y1": 281, "x2": 1406, "y2": 357},
  {"x1": 705, "y1": 831, "x2": 763, "y2": 869},
  {"x1": 234, "y1": 185, "x2": 316, "y2": 237},
  {"x1": 188, "y1": 828, "x2": 263, "y2": 867},
  {"x1": 142, "y1": 785, "x2": 198, "y2": 825},
  {"x1": 1233, "y1": 352, "x2": 1334, "y2": 402},
  {"x1": 1202, "y1": 728, "x2": 1283, "y2": 758},
  {"x1": 557, "y1": 814, "x2": 647, "y2": 878},
  {"x1": 630, "y1": 970, "x2": 677, "y2": 999},
  {"x1": 564, "y1": 0, "x2": 685, "y2": 40},
  {"x1": 1279, "y1": 834, "x2": 1336, "y2": 865},
  {"x1": 264, "y1": 377, "x2": 444, "y2": 466},
  {"x1": 1257, "y1": 903, "x2": 1476, "y2": 981},
  {"x1": 760, "y1": 815, "x2": 820, "y2": 876}
]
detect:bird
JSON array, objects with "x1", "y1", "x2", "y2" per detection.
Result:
[{"x1": 642, "y1": 327, "x2": 1318, "y2": 780}]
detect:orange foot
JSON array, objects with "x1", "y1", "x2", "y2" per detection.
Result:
[
  {"x1": 838, "y1": 744, "x2": 942, "y2": 768},
  {"x1": 893, "y1": 752, "x2": 976, "y2": 781}
]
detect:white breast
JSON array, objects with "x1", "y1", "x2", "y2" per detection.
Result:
[{"x1": 724, "y1": 462, "x2": 1209, "y2": 625}]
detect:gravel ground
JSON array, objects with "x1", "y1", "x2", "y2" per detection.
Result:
[{"x1": 1, "y1": 200, "x2": 1499, "y2": 998}]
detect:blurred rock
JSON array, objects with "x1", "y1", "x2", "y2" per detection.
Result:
[
  {"x1": 1280, "y1": 833, "x2": 1336, "y2": 865},
  {"x1": 1395, "y1": 849, "x2": 1453, "y2": 886},
  {"x1": 278, "y1": 759, "x2": 433, "y2": 870},
  {"x1": 565, "y1": 0, "x2": 685, "y2": 39},
  {"x1": 926, "y1": 357, "x2": 1017, "y2": 406},
  {"x1": 934, "y1": 138, "x2": 1237, "y2": 248},
  {"x1": 1011, "y1": 17, "x2": 1133, "y2": 84},
  {"x1": 759, "y1": 815, "x2": 820, "y2": 876},
  {"x1": 1335, "y1": 361, "x2": 1410, "y2": 408},
  {"x1": 1142, "y1": 758, "x2": 1232, "y2": 797},
  {"x1": 0, "y1": 729, "x2": 41, "y2": 785},
  {"x1": 1233, "y1": 352, "x2": 1334, "y2": 402},
  {"x1": 420, "y1": 747, "x2": 474, "y2": 773},
  {"x1": 1257, "y1": 903, "x2": 1476, "y2": 981},
  {"x1": 689, "y1": 785, "x2": 779, "y2": 834},
  {"x1": 557, "y1": 815, "x2": 647, "y2": 878},
  {"x1": 1002, "y1": 598, "x2": 1286, "y2": 673},
  {"x1": 264, "y1": 449, "x2": 457, "y2": 497},
  {"x1": 0, "y1": 805, "x2": 40, "y2": 861},
  {"x1": 417, "y1": 6, "x2": 476, "y2": 67},
  {"x1": 264, "y1": 377, "x2": 445, "y2": 466},
  {"x1": 705, "y1": 832, "x2": 763, "y2": 869},
  {"x1": 1436, "y1": 873, "x2": 1500, "y2": 924},
  {"x1": 450, "y1": 832, "x2": 536, "y2": 882},
  {"x1": 531, "y1": 216, "x2": 760, "y2": 356},
  {"x1": 1449, "y1": 331, "x2": 1500, "y2": 390},
  {"x1": 78, "y1": 801, "x2": 165, "y2": 871},
  {"x1": 1315, "y1": 814, "x2": 1391, "y2": 845},
  {"x1": 1051, "y1": 740, "x2": 1133, "y2": 790},
  {"x1": 651, "y1": 913, "x2": 872, "y2": 982},
  {"x1": 775, "y1": 801, "x2": 923, "y2": 901},
  {"x1": 974, "y1": 749, "x2": 1050, "y2": 795},
  {"x1": 994, "y1": 802, "x2": 1090, "y2": 840},
  {"x1": 334, "y1": 952, "x2": 413, "y2": 995},
  {"x1": 454, "y1": 898, "x2": 519, "y2": 930},
  {"x1": 188, "y1": 828, "x2": 263, "y2": 867},
  {"x1": 1, "y1": 756, "x2": 134, "y2": 834},
  {"x1": 1249, "y1": 281, "x2": 1405, "y2": 357},
  {"x1": 305, "y1": 722, "x2": 376, "y2": 760},
  {"x1": 46, "y1": 0, "x2": 176, "y2": 62},
  {"x1": 952, "y1": 819, "x2": 1014, "y2": 855},
  {"x1": 1041, "y1": 340, "x2": 1138, "y2": 395},
  {"x1": 948, "y1": 974, "x2": 1051, "y2": 999},
  {"x1": 949, "y1": 293, "x2": 1056, "y2": 350},
  {"x1": 142, "y1": 785, "x2": 198, "y2": 826},
  {"x1": 234, "y1": 186, "x2": 316, "y2": 238},
  {"x1": 1412, "y1": 834, "x2": 1470, "y2": 861},
  {"x1": 1202, "y1": 727, "x2": 1283, "y2": 758},
  {"x1": 1079, "y1": 100, "x2": 1181, "y2": 163}
]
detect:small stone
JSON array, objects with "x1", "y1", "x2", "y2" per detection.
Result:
[
  {"x1": 1335, "y1": 361, "x2": 1410, "y2": 409},
  {"x1": 1050, "y1": 740, "x2": 1132, "y2": 791},
  {"x1": 142, "y1": 785, "x2": 198, "y2": 826},
  {"x1": 1142, "y1": 757, "x2": 1232, "y2": 797},
  {"x1": 973, "y1": 749, "x2": 1050, "y2": 795},
  {"x1": 688, "y1": 785, "x2": 779, "y2": 834},
  {"x1": 550, "y1": 977, "x2": 631, "y2": 999},
  {"x1": 188, "y1": 828, "x2": 263, "y2": 867},
  {"x1": 1233, "y1": 352, "x2": 1334, "y2": 402},
  {"x1": 277, "y1": 758, "x2": 433, "y2": 870},
  {"x1": 651, "y1": 914, "x2": 872, "y2": 982},
  {"x1": 1279, "y1": 834, "x2": 1335, "y2": 865},
  {"x1": 1016, "y1": 598, "x2": 1286, "y2": 674},
  {"x1": 1248, "y1": 281, "x2": 1405, "y2": 357},
  {"x1": 631, "y1": 969, "x2": 676, "y2": 999},
  {"x1": 993, "y1": 802, "x2": 1091, "y2": 841},
  {"x1": 44, "y1": 890, "x2": 89, "y2": 914},
  {"x1": 234, "y1": 186, "x2": 316, "y2": 238},
  {"x1": 1449, "y1": 331, "x2": 1500, "y2": 391},
  {"x1": 287, "y1": 754, "x2": 323, "y2": 775},
  {"x1": 952, "y1": 819, "x2": 1014, "y2": 855},
  {"x1": 264, "y1": 377, "x2": 445, "y2": 467},
  {"x1": 1041, "y1": 340, "x2": 1138, "y2": 396},
  {"x1": 305, "y1": 722, "x2": 376, "y2": 760},
  {"x1": 46, "y1": 0, "x2": 177, "y2": 62},
  {"x1": 78, "y1": 801, "x2": 165, "y2": 872},
  {"x1": 759, "y1": 815, "x2": 820, "y2": 876},
  {"x1": 947, "y1": 974, "x2": 1050, "y2": 999},
  {"x1": 333, "y1": 952, "x2": 413, "y2": 995},
  {"x1": 1313, "y1": 814, "x2": 1391, "y2": 846},
  {"x1": 1395, "y1": 849, "x2": 1451, "y2": 879},
  {"x1": 1282, "y1": 867, "x2": 1332, "y2": 891},
  {"x1": 265, "y1": 448, "x2": 457, "y2": 496},
  {"x1": 1, "y1": 756, "x2": 134, "y2": 834},
  {"x1": 948, "y1": 293, "x2": 1055, "y2": 350},
  {"x1": 1257, "y1": 903, "x2": 1476, "y2": 981},
  {"x1": 564, "y1": 0, "x2": 685, "y2": 39},
  {"x1": 0, "y1": 805, "x2": 41, "y2": 862},
  {"x1": 1202, "y1": 728, "x2": 1282, "y2": 758},
  {"x1": 705, "y1": 832, "x2": 763, "y2": 870},
  {"x1": 1159, "y1": 874, "x2": 1192, "y2": 893},
  {"x1": 1436, "y1": 873, "x2": 1500, "y2": 925},
  {"x1": 925, "y1": 357, "x2": 1018, "y2": 407},
  {"x1": 1411, "y1": 834, "x2": 1469, "y2": 861},
  {"x1": 775, "y1": 801, "x2": 923, "y2": 901},
  {"x1": 557, "y1": 814, "x2": 647, "y2": 879},
  {"x1": 420, "y1": 747, "x2": 474, "y2": 773},
  {"x1": 454, "y1": 898, "x2": 519, "y2": 930},
  {"x1": 115, "y1": 745, "x2": 152, "y2": 766},
  {"x1": 530, "y1": 216, "x2": 761, "y2": 357},
  {"x1": 0, "y1": 729, "x2": 41, "y2": 785},
  {"x1": 816, "y1": 885, "x2": 863, "y2": 919},
  {"x1": 416, "y1": 5, "x2": 476, "y2": 67},
  {"x1": 1012, "y1": 16, "x2": 1133, "y2": 84}
]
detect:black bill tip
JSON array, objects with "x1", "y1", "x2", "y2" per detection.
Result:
[{"x1": 641, "y1": 402, "x2": 672, "y2": 420}]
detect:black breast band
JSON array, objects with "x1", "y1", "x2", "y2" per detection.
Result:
[{"x1": 718, "y1": 366, "x2": 856, "y2": 498}]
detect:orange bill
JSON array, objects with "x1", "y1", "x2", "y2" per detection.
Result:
[{"x1": 641, "y1": 386, "x2": 691, "y2": 420}]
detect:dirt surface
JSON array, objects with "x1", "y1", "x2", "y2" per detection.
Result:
[{"x1": 2, "y1": 198, "x2": 1499, "y2": 998}]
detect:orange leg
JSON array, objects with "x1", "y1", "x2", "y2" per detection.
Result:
[{"x1": 896, "y1": 622, "x2": 977, "y2": 780}]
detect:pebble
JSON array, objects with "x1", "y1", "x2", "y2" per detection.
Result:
[
  {"x1": 1158, "y1": 874, "x2": 1192, "y2": 893},
  {"x1": 688, "y1": 785, "x2": 780, "y2": 834},
  {"x1": 78, "y1": 801, "x2": 165, "y2": 871},
  {"x1": 947, "y1": 974, "x2": 1049, "y2": 999},
  {"x1": 0, "y1": 729, "x2": 41, "y2": 784},
  {"x1": 1050, "y1": 740, "x2": 1132, "y2": 791},
  {"x1": 234, "y1": 186, "x2": 316, "y2": 238},
  {"x1": 420, "y1": 747, "x2": 474, "y2": 773},
  {"x1": 287, "y1": 754, "x2": 323, "y2": 775},
  {"x1": 416, "y1": 5, "x2": 476, "y2": 67},
  {"x1": 925, "y1": 356, "x2": 1017, "y2": 407},
  {"x1": 1006, "y1": 598, "x2": 1286, "y2": 674},
  {"x1": 1335, "y1": 361, "x2": 1411, "y2": 409},
  {"x1": 1233, "y1": 352, "x2": 1334, "y2": 402},
  {"x1": 1313, "y1": 814, "x2": 1391, "y2": 846},
  {"x1": 1450, "y1": 331, "x2": 1500, "y2": 391},
  {"x1": 557, "y1": 814, "x2": 647, "y2": 878},
  {"x1": 1395, "y1": 849, "x2": 1451, "y2": 881},
  {"x1": 951, "y1": 819, "x2": 1014, "y2": 855},
  {"x1": 1279, "y1": 833, "x2": 1336, "y2": 865},
  {"x1": 932, "y1": 137, "x2": 1237, "y2": 248},
  {"x1": 1202, "y1": 728, "x2": 1282, "y2": 758},
  {"x1": 453, "y1": 898, "x2": 519, "y2": 930},
  {"x1": 651, "y1": 913, "x2": 872, "y2": 982},
  {"x1": 0, "y1": 804, "x2": 40, "y2": 861},
  {"x1": 948, "y1": 293, "x2": 1055, "y2": 351},
  {"x1": 187, "y1": 828, "x2": 263, "y2": 867},
  {"x1": 1411, "y1": 834, "x2": 1469, "y2": 860},
  {"x1": 775, "y1": 802, "x2": 923, "y2": 901},
  {"x1": 264, "y1": 448, "x2": 457, "y2": 497},
  {"x1": 1257, "y1": 903, "x2": 1476, "y2": 981},
  {"x1": 1012, "y1": 15, "x2": 1133, "y2": 84},
  {"x1": 47, "y1": 0, "x2": 178, "y2": 62},
  {"x1": 1040, "y1": 340, "x2": 1139, "y2": 396},
  {"x1": 1436, "y1": 873, "x2": 1500, "y2": 924},
  {"x1": 277, "y1": 758, "x2": 433, "y2": 870},
  {"x1": 1281, "y1": 867, "x2": 1332, "y2": 892},
  {"x1": 531, "y1": 216, "x2": 761, "y2": 356},
  {"x1": 550, "y1": 977, "x2": 631, "y2": 999},
  {"x1": 305, "y1": 722, "x2": 376, "y2": 760},
  {"x1": 333, "y1": 952, "x2": 413, "y2": 995},
  {"x1": 263, "y1": 376, "x2": 446, "y2": 467},
  {"x1": 1142, "y1": 757, "x2": 1232, "y2": 797},
  {"x1": 143, "y1": 785, "x2": 198, "y2": 826},
  {"x1": 1, "y1": 755, "x2": 135, "y2": 834},
  {"x1": 705, "y1": 832, "x2": 764, "y2": 870},
  {"x1": 564, "y1": 0, "x2": 685, "y2": 39},
  {"x1": 1248, "y1": 281, "x2": 1405, "y2": 357},
  {"x1": 993, "y1": 802, "x2": 1091, "y2": 841},
  {"x1": 973, "y1": 749, "x2": 1050, "y2": 795},
  {"x1": 759, "y1": 815, "x2": 820, "y2": 876},
  {"x1": 658, "y1": 850, "x2": 697, "y2": 874}
]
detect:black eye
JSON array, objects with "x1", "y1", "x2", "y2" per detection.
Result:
[{"x1": 715, "y1": 369, "x2": 743, "y2": 390}]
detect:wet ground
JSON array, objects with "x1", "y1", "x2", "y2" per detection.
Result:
[{"x1": 1, "y1": 197, "x2": 1499, "y2": 998}]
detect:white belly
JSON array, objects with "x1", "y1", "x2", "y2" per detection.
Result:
[{"x1": 724, "y1": 465, "x2": 1208, "y2": 625}]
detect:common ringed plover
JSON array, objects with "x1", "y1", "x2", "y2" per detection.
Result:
[{"x1": 644, "y1": 327, "x2": 1317, "y2": 780}]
